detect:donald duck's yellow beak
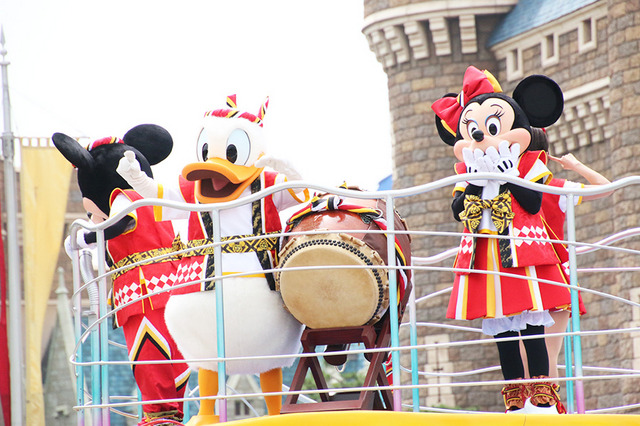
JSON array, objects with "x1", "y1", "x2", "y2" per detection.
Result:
[{"x1": 182, "y1": 158, "x2": 263, "y2": 203}]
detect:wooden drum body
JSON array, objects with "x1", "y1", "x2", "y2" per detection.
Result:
[{"x1": 276, "y1": 196, "x2": 411, "y2": 329}]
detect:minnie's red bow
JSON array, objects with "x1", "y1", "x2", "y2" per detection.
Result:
[{"x1": 431, "y1": 66, "x2": 502, "y2": 136}]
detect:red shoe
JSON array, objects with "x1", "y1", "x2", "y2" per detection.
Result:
[
  {"x1": 501, "y1": 382, "x2": 526, "y2": 412},
  {"x1": 528, "y1": 377, "x2": 567, "y2": 414}
]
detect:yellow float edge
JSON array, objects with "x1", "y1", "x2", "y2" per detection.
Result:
[{"x1": 215, "y1": 411, "x2": 640, "y2": 426}]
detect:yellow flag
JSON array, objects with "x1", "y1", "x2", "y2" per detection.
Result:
[{"x1": 20, "y1": 143, "x2": 72, "y2": 425}]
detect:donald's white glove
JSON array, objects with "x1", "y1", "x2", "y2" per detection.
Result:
[
  {"x1": 116, "y1": 151, "x2": 159, "y2": 198},
  {"x1": 462, "y1": 147, "x2": 492, "y2": 187},
  {"x1": 255, "y1": 154, "x2": 303, "y2": 181}
]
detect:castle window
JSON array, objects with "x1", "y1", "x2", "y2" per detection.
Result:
[
  {"x1": 578, "y1": 17, "x2": 597, "y2": 53},
  {"x1": 506, "y1": 48, "x2": 523, "y2": 81},
  {"x1": 546, "y1": 35, "x2": 555, "y2": 57},
  {"x1": 582, "y1": 19, "x2": 592, "y2": 43},
  {"x1": 542, "y1": 33, "x2": 559, "y2": 67}
]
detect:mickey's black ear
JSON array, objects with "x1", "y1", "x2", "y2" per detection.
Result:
[
  {"x1": 123, "y1": 124, "x2": 173, "y2": 165},
  {"x1": 52, "y1": 132, "x2": 94, "y2": 170},
  {"x1": 434, "y1": 93, "x2": 458, "y2": 146},
  {"x1": 512, "y1": 75, "x2": 564, "y2": 127}
]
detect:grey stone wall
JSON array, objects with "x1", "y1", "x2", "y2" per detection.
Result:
[{"x1": 365, "y1": 0, "x2": 640, "y2": 413}]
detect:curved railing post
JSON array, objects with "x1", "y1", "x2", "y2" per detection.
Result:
[
  {"x1": 385, "y1": 194, "x2": 401, "y2": 410},
  {"x1": 212, "y1": 208, "x2": 228, "y2": 422},
  {"x1": 564, "y1": 320, "x2": 575, "y2": 413},
  {"x1": 408, "y1": 284, "x2": 420, "y2": 411},
  {"x1": 565, "y1": 193, "x2": 585, "y2": 413},
  {"x1": 70, "y1": 245, "x2": 85, "y2": 426},
  {"x1": 96, "y1": 229, "x2": 110, "y2": 425}
]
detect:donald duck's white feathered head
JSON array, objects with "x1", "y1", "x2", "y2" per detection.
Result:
[{"x1": 182, "y1": 94, "x2": 269, "y2": 203}]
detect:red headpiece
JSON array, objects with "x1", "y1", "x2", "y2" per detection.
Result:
[
  {"x1": 203, "y1": 94, "x2": 269, "y2": 127},
  {"x1": 431, "y1": 66, "x2": 502, "y2": 136},
  {"x1": 87, "y1": 136, "x2": 123, "y2": 151}
]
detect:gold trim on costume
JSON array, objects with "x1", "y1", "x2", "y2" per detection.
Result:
[{"x1": 459, "y1": 192, "x2": 514, "y2": 234}]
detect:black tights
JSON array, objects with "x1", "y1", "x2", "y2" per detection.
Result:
[{"x1": 495, "y1": 324, "x2": 549, "y2": 380}]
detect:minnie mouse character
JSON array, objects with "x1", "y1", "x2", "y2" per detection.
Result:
[
  {"x1": 54, "y1": 125, "x2": 189, "y2": 425},
  {"x1": 432, "y1": 66, "x2": 570, "y2": 413}
]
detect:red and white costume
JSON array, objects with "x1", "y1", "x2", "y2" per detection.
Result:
[
  {"x1": 540, "y1": 178, "x2": 587, "y2": 315},
  {"x1": 541, "y1": 178, "x2": 582, "y2": 244},
  {"x1": 447, "y1": 151, "x2": 573, "y2": 334},
  {"x1": 146, "y1": 171, "x2": 307, "y2": 374},
  {"x1": 107, "y1": 189, "x2": 190, "y2": 416}
]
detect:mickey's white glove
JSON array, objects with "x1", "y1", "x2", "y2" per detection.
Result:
[
  {"x1": 64, "y1": 229, "x2": 94, "y2": 258},
  {"x1": 462, "y1": 147, "x2": 492, "y2": 187},
  {"x1": 255, "y1": 154, "x2": 303, "y2": 181},
  {"x1": 116, "y1": 151, "x2": 159, "y2": 198},
  {"x1": 485, "y1": 141, "x2": 520, "y2": 185}
]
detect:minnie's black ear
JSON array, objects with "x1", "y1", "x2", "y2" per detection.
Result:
[
  {"x1": 434, "y1": 93, "x2": 458, "y2": 146},
  {"x1": 52, "y1": 132, "x2": 95, "y2": 170},
  {"x1": 123, "y1": 124, "x2": 173, "y2": 165},
  {"x1": 435, "y1": 117, "x2": 457, "y2": 146},
  {"x1": 512, "y1": 75, "x2": 564, "y2": 127}
]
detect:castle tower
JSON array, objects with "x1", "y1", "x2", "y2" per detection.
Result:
[{"x1": 363, "y1": 0, "x2": 640, "y2": 412}]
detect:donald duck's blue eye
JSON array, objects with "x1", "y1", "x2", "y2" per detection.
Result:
[{"x1": 226, "y1": 129, "x2": 251, "y2": 165}]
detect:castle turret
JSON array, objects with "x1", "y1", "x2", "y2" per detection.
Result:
[{"x1": 363, "y1": 0, "x2": 640, "y2": 412}]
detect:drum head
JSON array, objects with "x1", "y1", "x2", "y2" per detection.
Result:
[{"x1": 277, "y1": 233, "x2": 388, "y2": 329}]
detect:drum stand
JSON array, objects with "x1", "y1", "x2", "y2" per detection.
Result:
[{"x1": 281, "y1": 283, "x2": 411, "y2": 413}]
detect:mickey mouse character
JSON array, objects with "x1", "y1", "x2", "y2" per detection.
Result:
[
  {"x1": 432, "y1": 66, "x2": 570, "y2": 413},
  {"x1": 53, "y1": 125, "x2": 189, "y2": 425}
]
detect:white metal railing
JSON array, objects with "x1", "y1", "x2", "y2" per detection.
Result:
[{"x1": 65, "y1": 173, "x2": 640, "y2": 424}]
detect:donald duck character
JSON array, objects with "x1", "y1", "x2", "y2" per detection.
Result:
[{"x1": 117, "y1": 95, "x2": 310, "y2": 425}]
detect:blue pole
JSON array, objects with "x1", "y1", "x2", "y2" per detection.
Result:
[
  {"x1": 137, "y1": 389, "x2": 143, "y2": 420},
  {"x1": 565, "y1": 194, "x2": 585, "y2": 413},
  {"x1": 90, "y1": 316, "x2": 101, "y2": 424},
  {"x1": 71, "y1": 252, "x2": 85, "y2": 426},
  {"x1": 212, "y1": 209, "x2": 227, "y2": 421},
  {"x1": 564, "y1": 321, "x2": 575, "y2": 413},
  {"x1": 408, "y1": 286, "x2": 419, "y2": 411},
  {"x1": 96, "y1": 230, "x2": 110, "y2": 425}
]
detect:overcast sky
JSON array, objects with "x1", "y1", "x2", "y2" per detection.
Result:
[{"x1": 0, "y1": 0, "x2": 393, "y2": 190}]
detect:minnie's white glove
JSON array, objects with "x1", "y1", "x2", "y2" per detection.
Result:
[
  {"x1": 116, "y1": 150, "x2": 159, "y2": 198},
  {"x1": 255, "y1": 154, "x2": 303, "y2": 181},
  {"x1": 485, "y1": 141, "x2": 520, "y2": 185},
  {"x1": 462, "y1": 147, "x2": 492, "y2": 187}
]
